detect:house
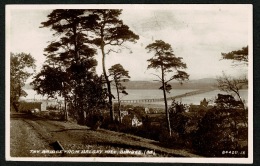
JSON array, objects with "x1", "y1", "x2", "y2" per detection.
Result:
[
  {"x1": 41, "y1": 101, "x2": 47, "y2": 111},
  {"x1": 131, "y1": 115, "x2": 143, "y2": 127},
  {"x1": 122, "y1": 114, "x2": 143, "y2": 127},
  {"x1": 121, "y1": 110, "x2": 129, "y2": 117},
  {"x1": 144, "y1": 107, "x2": 150, "y2": 114}
]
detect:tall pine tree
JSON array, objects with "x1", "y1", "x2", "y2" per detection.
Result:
[
  {"x1": 87, "y1": 10, "x2": 139, "y2": 122},
  {"x1": 32, "y1": 10, "x2": 102, "y2": 123},
  {"x1": 146, "y1": 40, "x2": 189, "y2": 136}
]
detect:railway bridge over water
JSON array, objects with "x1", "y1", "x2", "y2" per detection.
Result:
[{"x1": 113, "y1": 88, "x2": 216, "y2": 104}]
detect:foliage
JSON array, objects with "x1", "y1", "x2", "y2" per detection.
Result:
[
  {"x1": 46, "y1": 105, "x2": 58, "y2": 110},
  {"x1": 159, "y1": 130, "x2": 183, "y2": 148},
  {"x1": 193, "y1": 94, "x2": 248, "y2": 157},
  {"x1": 34, "y1": 110, "x2": 65, "y2": 121},
  {"x1": 109, "y1": 64, "x2": 130, "y2": 122},
  {"x1": 218, "y1": 46, "x2": 248, "y2": 127},
  {"x1": 221, "y1": 46, "x2": 248, "y2": 64},
  {"x1": 100, "y1": 114, "x2": 163, "y2": 141},
  {"x1": 146, "y1": 40, "x2": 189, "y2": 136},
  {"x1": 10, "y1": 52, "x2": 36, "y2": 112},
  {"x1": 215, "y1": 94, "x2": 244, "y2": 108},
  {"x1": 18, "y1": 101, "x2": 41, "y2": 113},
  {"x1": 32, "y1": 9, "x2": 107, "y2": 124},
  {"x1": 31, "y1": 65, "x2": 70, "y2": 98},
  {"x1": 70, "y1": 75, "x2": 108, "y2": 124},
  {"x1": 216, "y1": 72, "x2": 247, "y2": 110},
  {"x1": 48, "y1": 110, "x2": 65, "y2": 120},
  {"x1": 88, "y1": 9, "x2": 139, "y2": 122},
  {"x1": 169, "y1": 100, "x2": 189, "y2": 136}
]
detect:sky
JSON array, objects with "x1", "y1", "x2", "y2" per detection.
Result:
[{"x1": 6, "y1": 5, "x2": 252, "y2": 81}]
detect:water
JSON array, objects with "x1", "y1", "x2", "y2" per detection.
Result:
[
  {"x1": 111, "y1": 89, "x2": 197, "y2": 100},
  {"x1": 21, "y1": 88, "x2": 248, "y2": 106},
  {"x1": 113, "y1": 89, "x2": 248, "y2": 106},
  {"x1": 153, "y1": 89, "x2": 248, "y2": 106}
]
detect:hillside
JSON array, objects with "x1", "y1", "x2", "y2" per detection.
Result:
[
  {"x1": 119, "y1": 78, "x2": 217, "y2": 89},
  {"x1": 24, "y1": 78, "x2": 218, "y2": 90},
  {"x1": 10, "y1": 113, "x2": 200, "y2": 157}
]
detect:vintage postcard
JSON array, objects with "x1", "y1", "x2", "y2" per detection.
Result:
[{"x1": 5, "y1": 4, "x2": 253, "y2": 163}]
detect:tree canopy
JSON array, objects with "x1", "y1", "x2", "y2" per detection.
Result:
[
  {"x1": 221, "y1": 46, "x2": 248, "y2": 65},
  {"x1": 32, "y1": 9, "x2": 105, "y2": 124},
  {"x1": 146, "y1": 40, "x2": 189, "y2": 91},
  {"x1": 10, "y1": 52, "x2": 36, "y2": 111},
  {"x1": 216, "y1": 72, "x2": 247, "y2": 108},
  {"x1": 109, "y1": 63, "x2": 130, "y2": 122}
]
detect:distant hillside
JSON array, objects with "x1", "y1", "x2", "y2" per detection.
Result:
[
  {"x1": 119, "y1": 78, "x2": 218, "y2": 89},
  {"x1": 24, "y1": 78, "x2": 218, "y2": 90}
]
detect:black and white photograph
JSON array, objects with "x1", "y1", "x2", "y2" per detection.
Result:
[{"x1": 5, "y1": 4, "x2": 253, "y2": 163}]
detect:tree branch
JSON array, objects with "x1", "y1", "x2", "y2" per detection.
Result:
[{"x1": 150, "y1": 73, "x2": 162, "y2": 81}]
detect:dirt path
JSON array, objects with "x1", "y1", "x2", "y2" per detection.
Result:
[
  {"x1": 10, "y1": 114, "x2": 52, "y2": 157},
  {"x1": 10, "y1": 113, "x2": 201, "y2": 157}
]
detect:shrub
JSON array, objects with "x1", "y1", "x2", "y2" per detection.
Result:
[
  {"x1": 48, "y1": 110, "x2": 65, "y2": 120},
  {"x1": 18, "y1": 101, "x2": 42, "y2": 113},
  {"x1": 85, "y1": 113, "x2": 104, "y2": 130},
  {"x1": 192, "y1": 107, "x2": 247, "y2": 157},
  {"x1": 46, "y1": 105, "x2": 58, "y2": 110},
  {"x1": 191, "y1": 94, "x2": 248, "y2": 157},
  {"x1": 159, "y1": 130, "x2": 181, "y2": 147}
]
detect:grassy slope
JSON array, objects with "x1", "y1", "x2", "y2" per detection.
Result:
[{"x1": 10, "y1": 113, "x2": 201, "y2": 157}]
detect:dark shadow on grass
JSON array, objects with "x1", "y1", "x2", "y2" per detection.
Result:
[
  {"x1": 10, "y1": 112, "x2": 67, "y2": 122},
  {"x1": 10, "y1": 113, "x2": 46, "y2": 121}
]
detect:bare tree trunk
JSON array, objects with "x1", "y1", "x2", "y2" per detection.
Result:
[
  {"x1": 64, "y1": 97, "x2": 68, "y2": 121},
  {"x1": 163, "y1": 85, "x2": 171, "y2": 137},
  {"x1": 101, "y1": 44, "x2": 114, "y2": 122},
  {"x1": 161, "y1": 67, "x2": 171, "y2": 137},
  {"x1": 116, "y1": 83, "x2": 122, "y2": 123}
]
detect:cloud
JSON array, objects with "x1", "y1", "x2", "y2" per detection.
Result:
[{"x1": 8, "y1": 6, "x2": 251, "y2": 81}]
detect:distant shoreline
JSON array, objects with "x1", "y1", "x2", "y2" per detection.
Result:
[
  {"x1": 24, "y1": 77, "x2": 249, "y2": 90},
  {"x1": 120, "y1": 102, "x2": 165, "y2": 109}
]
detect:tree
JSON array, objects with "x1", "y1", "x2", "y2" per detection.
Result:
[
  {"x1": 218, "y1": 46, "x2": 248, "y2": 124},
  {"x1": 10, "y1": 53, "x2": 36, "y2": 112},
  {"x1": 108, "y1": 64, "x2": 130, "y2": 123},
  {"x1": 216, "y1": 72, "x2": 248, "y2": 110},
  {"x1": 220, "y1": 45, "x2": 248, "y2": 93},
  {"x1": 31, "y1": 65, "x2": 69, "y2": 98},
  {"x1": 146, "y1": 40, "x2": 189, "y2": 136},
  {"x1": 168, "y1": 100, "x2": 188, "y2": 137},
  {"x1": 221, "y1": 46, "x2": 248, "y2": 65},
  {"x1": 207, "y1": 46, "x2": 250, "y2": 156},
  {"x1": 33, "y1": 9, "x2": 100, "y2": 123},
  {"x1": 88, "y1": 9, "x2": 139, "y2": 122},
  {"x1": 193, "y1": 94, "x2": 247, "y2": 157},
  {"x1": 31, "y1": 65, "x2": 71, "y2": 120}
]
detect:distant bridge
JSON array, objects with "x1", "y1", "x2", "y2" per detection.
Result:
[{"x1": 113, "y1": 88, "x2": 216, "y2": 103}]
